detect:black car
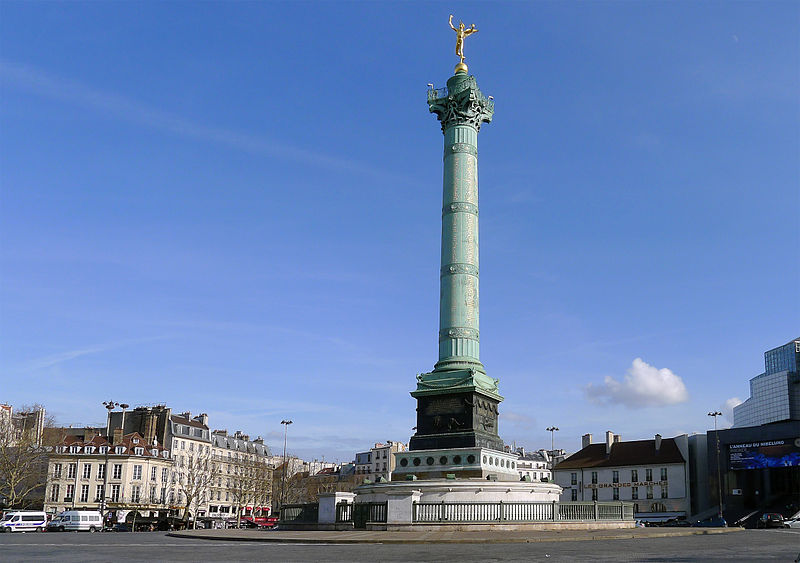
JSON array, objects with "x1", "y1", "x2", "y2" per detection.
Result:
[{"x1": 756, "y1": 513, "x2": 786, "y2": 529}]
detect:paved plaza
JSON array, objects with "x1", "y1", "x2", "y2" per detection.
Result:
[{"x1": 1, "y1": 528, "x2": 798, "y2": 562}]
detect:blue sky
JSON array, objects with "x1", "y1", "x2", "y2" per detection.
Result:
[{"x1": 1, "y1": 2, "x2": 798, "y2": 463}]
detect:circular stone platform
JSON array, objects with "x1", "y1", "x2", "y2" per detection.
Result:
[{"x1": 355, "y1": 477, "x2": 562, "y2": 503}]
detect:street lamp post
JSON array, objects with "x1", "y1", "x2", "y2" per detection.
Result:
[
  {"x1": 279, "y1": 420, "x2": 292, "y2": 513},
  {"x1": 707, "y1": 411, "x2": 723, "y2": 519},
  {"x1": 546, "y1": 426, "x2": 559, "y2": 474},
  {"x1": 101, "y1": 401, "x2": 118, "y2": 526}
]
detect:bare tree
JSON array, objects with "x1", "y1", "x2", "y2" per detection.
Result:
[
  {"x1": 230, "y1": 456, "x2": 274, "y2": 527},
  {"x1": 173, "y1": 446, "x2": 218, "y2": 528},
  {"x1": 252, "y1": 458, "x2": 273, "y2": 516},
  {"x1": 0, "y1": 405, "x2": 51, "y2": 509}
]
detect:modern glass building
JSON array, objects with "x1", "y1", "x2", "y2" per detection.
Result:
[{"x1": 733, "y1": 338, "x2": 800, "y2": 428}]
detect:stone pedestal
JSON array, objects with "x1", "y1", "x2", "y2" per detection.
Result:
[
  {"x1": 392, "y1": 447, "x2": 521, "y2": 481},
  {"x1": 355, "y1": 478, "x2": 564, "y2": 530},
  {"x1": 386, "y1": 490, "x2": 423, "y2": 526},
  {"x1": 318, "y1": 492, "x2": 355, "y2": 527}
]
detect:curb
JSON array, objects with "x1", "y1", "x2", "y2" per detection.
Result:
[{"x1": 166, "y1": 527, "x2": 744, "y2": 544}]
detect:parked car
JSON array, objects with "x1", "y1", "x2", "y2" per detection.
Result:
[
  {"x1": 692, "y1": 516, "x2": 727, "y2": 527},
  {"x1": 0, "y1": 511, "x2": 47, "y2": 533},
  {"x1": 756, "y1": 513, "x2": 786, "y2": 529},
  {"x1": 784, "y1": 517, "x2": 800, "y2": 529},
  {"x1": 112, "y1": 523, "x2": 131, "y2": 532}
]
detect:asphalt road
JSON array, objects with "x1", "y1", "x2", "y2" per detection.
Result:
[{"x1": 0, "y1": 528, "x2": 798, "y2": 562}]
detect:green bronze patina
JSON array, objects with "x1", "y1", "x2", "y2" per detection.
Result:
[{"x1": 410, "y1": 70, "x2": 502, "y2": 452}]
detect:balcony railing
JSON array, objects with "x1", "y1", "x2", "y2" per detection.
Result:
[{"x1": 426, "y1": 77, "x2": 494, "y2": 111}]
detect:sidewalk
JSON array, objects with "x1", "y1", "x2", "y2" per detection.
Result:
[{"x1": 168, "y1": 526, "x2": 744, "y2": 544}]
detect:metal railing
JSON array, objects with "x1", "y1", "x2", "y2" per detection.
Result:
[
  {"x1": 413, "y1": 501, "x2": 633, "y2": 523},
  {"x1": 279, "y1": 503, "x2": 318, "y2": 523},
  {"x1": 351, "y1": 502, "x2": 387, "y2": 528},
  {"x1": 335, "y1": 501, "x2": 352, "y2": 523}
]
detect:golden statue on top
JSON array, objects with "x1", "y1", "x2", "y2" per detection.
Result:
[{"x1": 449, "y1": 14, "x2": 478, "y2": 72}]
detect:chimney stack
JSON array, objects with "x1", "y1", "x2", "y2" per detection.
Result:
[
  {"x1": 655, "y1": 434, "x2": 662, "y2": 452},
  {"x1": 605, "y1": 431, "x2": 614, "y2": 455},
  {"x1": 113, "y1": 428, "x2": 123, "y2": 445},
  {"x1": 582, "y1": 433, "x2": 592, "y2": 449},
  {"x1": 144, "y1": 412, "x2": 157, "y2": 445},
  {"x1": 195, "y1": 413, "x2": 209, "y2": 426}
]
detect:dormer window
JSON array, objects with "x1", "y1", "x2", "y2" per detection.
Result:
[
  {"x1": 134, "y1": 447, "x2": 144, "y2": 456},
  {"x1": 132, "y1": 438, "x2": 139, "y2": 444},
  {"x1": 163, "y1": 450, "x2": 170, "y2": 458},
  {"x1": 85, "y1": 446, "x2": 95, "y2": 454},
  {"x1": 115, "y1": 446, "x2": 125, "y2": 454},
  {"x1": 69, "y1": 446, "x2": 79, "y2": 453},
  {"x1": 99, "y1": 446, "x2": 109, "y2": 454},
  {"x1": 151, "y1": 449, "x2": 158, "y2": 456}
]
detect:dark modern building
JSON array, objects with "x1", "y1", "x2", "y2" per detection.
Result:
[
  {"x1": 733, "y1": 338, "x2": 800, "y2": 427},
  {"x1": 709, "y1": 338, "x2": 800, "y2": 522}
]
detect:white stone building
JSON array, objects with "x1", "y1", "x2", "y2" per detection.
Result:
[
  {"x1": 353, "y1": 442, "x2": 408, "y2": 484},
  {"x1": 43, "y1": 432, "x2": 173, "y2": 525},
  {"x1": 553, "y1": 432, "x2": 692, "y2": 523},
  {"x1": 45, "y1": 405, "x2": 274, "y2": 526},
  {"x1": 208, "y1": 430, "x2": 273, "y2": 521},
  {"x1": 515, "y1": 448, "x2": 553, "y2": 482}
]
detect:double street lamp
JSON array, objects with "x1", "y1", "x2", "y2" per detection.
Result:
[
  {"x1": 280, "y1": 420, "x2": 293, "y2": 511},
  {"x1": 546, "y1": 426, "x2": 559, "y2": 471},
  {"x1": 707, "y1": 411, "x2": 723, "y2": 519},
  {"x1": 101, "y1": 400, "x2": 128, "y2": 525}
]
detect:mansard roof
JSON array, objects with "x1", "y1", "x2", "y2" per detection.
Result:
[
  {"x1": 58, "y1": 432, "x2": 169, "y2": 457},
  {"x1": 554, "y1": 438, "x2": 685, "y2": 470}
]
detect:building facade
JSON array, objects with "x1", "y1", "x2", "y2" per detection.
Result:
[
  {"x1": 353, "y1": 442, "x2": 408, "y2": 484},
  {"x1": 208, "y1": 430, "x2": 273, "y2": 522},
  {"x1": 554, "y1": 432, "x2": 691, "y2": 522},
  {"x1": 43, "y1": 432, "x2": 173, "y2": 525},
  {"x1": 44, "y1": 405, "x2": 275, "y2": 526},
  {"x1": 515, "y1": 449, "x2": 552, "y2": 482},
  {"x1": 0, "y1": 404, "x2": 45, "y2": 447},
  {"x1": 734, "y1": 338, "x2": 800, "y2": 427}
]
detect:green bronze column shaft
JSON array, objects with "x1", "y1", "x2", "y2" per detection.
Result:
[
  {"x1": 429, "y1": 70, "x2": 494, "y2": 376},
  {"x1": 437, "y1": 115, "x2": 482, "y2": 372}
]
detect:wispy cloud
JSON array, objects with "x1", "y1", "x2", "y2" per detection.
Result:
[
  {"x1": 26, "y1": 346, "x2": 106, "y2": 370},
  {"x1": 23, "y1": 335, "x2": 174, "y2": 371},
  {"x1": 0, "y1": 60, "x2": 391, "y2": 180},
  {"x1": 501, "y1": 410, "x2": 536, "y2": 429},
  {"x1": 585, "y1": 358, "x2": 689, "y2": 408}
]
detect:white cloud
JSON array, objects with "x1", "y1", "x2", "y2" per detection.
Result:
[
  {"x1": 722, "y1": 397, "x2": 743, "y2": 423},
  {"x1": 586, "y1": 358, "x2": 689, "y2": 408}
]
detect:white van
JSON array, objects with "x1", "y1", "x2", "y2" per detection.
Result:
[
  {"x1": 0, "y1": 511, "x2": 48, "y2": 533},
  {"x1": 48, "y1": 510, "x2": 103, "y2": 532}
]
